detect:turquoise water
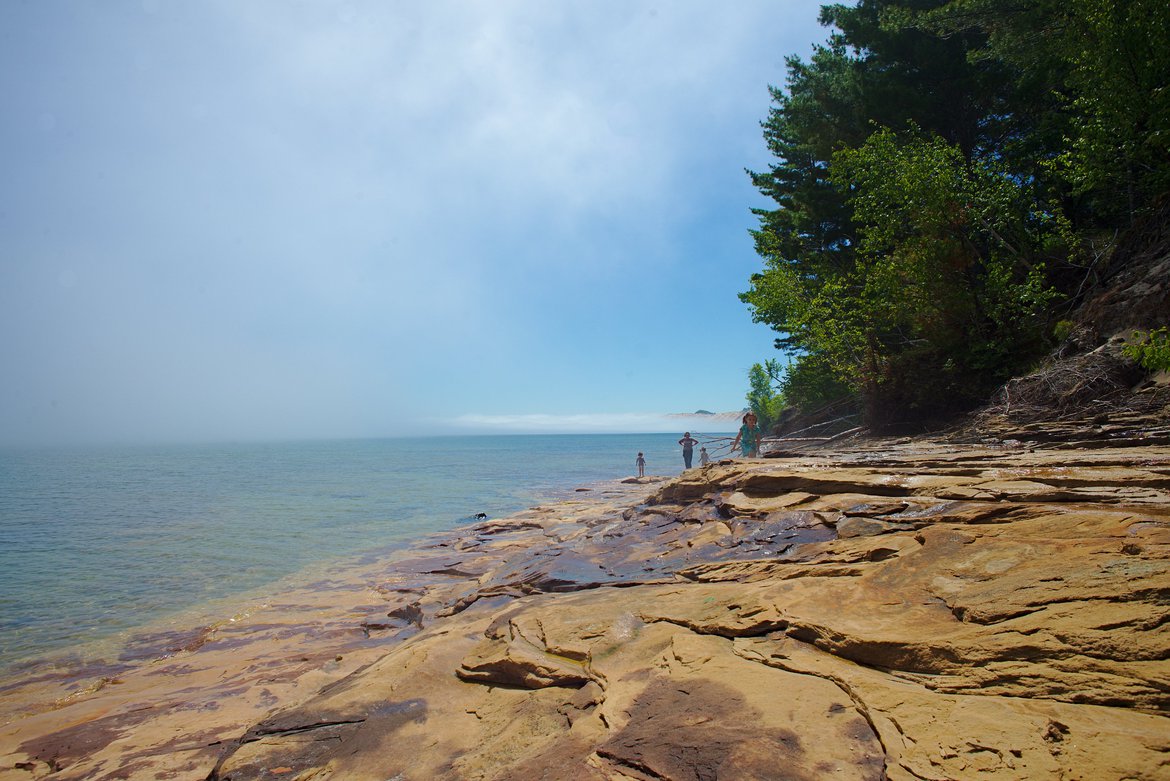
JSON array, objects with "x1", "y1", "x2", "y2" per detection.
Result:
[{"x1": 0, "y1": 433, "x2": 726, "y2": 673}]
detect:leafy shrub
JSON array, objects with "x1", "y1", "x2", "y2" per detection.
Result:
[{"x1": 1123, "y1": 328, "x2": 1170, "y2": 373}]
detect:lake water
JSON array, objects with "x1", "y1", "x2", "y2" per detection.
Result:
[{"x1": 0, "y1": 432, "x2": 729, "y2": 675}]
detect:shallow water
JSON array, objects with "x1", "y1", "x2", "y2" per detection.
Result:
[{"x1": 0, "y1": 432, "x2": 727, "y2": 674}]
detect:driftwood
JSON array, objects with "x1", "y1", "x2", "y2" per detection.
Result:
[
  {"x1": 778, "y1": 416, "x2": 861, "y2": 439},
  {"x1": 948, "y1": 336, "x2": 1170, "y2": 445},
  {"x1": 761, "y1": 425, "x2": 864, "y2": 456},
  {"x1": 765, "y1": 426, "x2": 864, "y2": 445},
  {"x1": 980, "y1": 341, "x2": 1142, "y2": 426}
]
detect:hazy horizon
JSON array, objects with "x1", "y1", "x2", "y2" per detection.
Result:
[
  {"x1": 0, "y1": 419, "x2": 744, "y2": 451},
  {"x1": 0, "y1": 2, "x2": 825, "y2": 446}
]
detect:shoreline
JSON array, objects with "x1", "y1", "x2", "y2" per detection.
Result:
[
  {"x1": 0, "y1": 432, "x2": 707, "y2": 681},
  {"x1": 0, "y1": 452, "x2": 687, "y2": 682},
  {"x1": 0, "y1": 473, "x2": 673, "y2": 778},
  {"x1": 1, "y1": 472, "x2": 667, "y2": 678}
]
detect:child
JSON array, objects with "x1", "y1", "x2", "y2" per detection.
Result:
[
  {"x1": 732, "y1": 412, "x2": 763, "y2": 457},
  {"x1": 636, "y1": 452, "x2": 646, "y2": 478},
  {"x1": 699, "y1": 446, "x2": 710, "y2": 466}
]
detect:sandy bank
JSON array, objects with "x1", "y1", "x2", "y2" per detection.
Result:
[{"x1": 3, "y1": 434, "x2": 1170, "y2": 779}]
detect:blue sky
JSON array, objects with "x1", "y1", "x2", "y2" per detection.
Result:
[{"x1": 0, "y1": 1, "x2": 830, "y2": 444}]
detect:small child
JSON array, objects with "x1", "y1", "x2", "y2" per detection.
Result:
[
  {"x1": 636, "y1": 452, "x2": 646, "y2": 478},
  {"x1": 699, "y1": 446, "x2": 710, "y2": 466}
]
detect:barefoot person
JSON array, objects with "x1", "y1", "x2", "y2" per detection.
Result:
[
  {"x1": 731, "y1": 412, "x2": 763, "y2": 458},
  {"x1": 635, "y1": 452, "x2": 646, "y2": 478}
]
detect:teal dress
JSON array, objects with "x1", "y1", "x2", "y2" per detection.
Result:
[{"x1": 739, "y1": 423, "x2": 762, "y2": 457}]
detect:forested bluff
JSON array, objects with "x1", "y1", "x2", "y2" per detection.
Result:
[
  {"x1": 738, "y1": 0, "x2": 1169, "y2": 434},
  {"x1": 4, "y1": 2, "x2": 1169, "y2": 780}
]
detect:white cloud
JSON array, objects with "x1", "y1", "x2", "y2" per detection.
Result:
[{"x1": 210, "y1": 1, "x2": 751, "y2": 249}]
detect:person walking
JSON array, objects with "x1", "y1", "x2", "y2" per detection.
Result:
[
  {"x1": 678, "y1": 432, "x2": 699, "y2": 469},
  {"x1": 731, "y1": 412, "x2": 763, "y2": 458}
]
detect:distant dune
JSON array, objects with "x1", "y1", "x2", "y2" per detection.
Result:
[
  {"x1": 664, "y1": 409, "x2": 744, "y2": 432},
  {"x1": 669, "y1": 409, "x2": 739, "y2": 420}
]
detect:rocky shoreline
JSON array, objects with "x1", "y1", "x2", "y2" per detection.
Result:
[
  {"x1": 3, "y1": 430, "x2": 1169, "y2": 780},
  {"x1": 0, "y1": 478, "x2": 672, "y2": 781}
]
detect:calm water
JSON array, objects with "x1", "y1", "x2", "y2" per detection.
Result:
[{"x1": 0, "y1": 433, "x2": 724, "y2": 673}]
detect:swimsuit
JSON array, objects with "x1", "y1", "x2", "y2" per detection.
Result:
[{"x1": 739, "y1": 424, "x2": 761, "y2": 456}]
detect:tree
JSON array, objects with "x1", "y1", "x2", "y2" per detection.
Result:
[
  {"x1": 746, "y1": 360, "x2": 786, "y2": 430},
  {"x1": 740, "y1": 0, "x2": 1167, "y2": 429},
  {"x1": 828, "y1": 127, "x2": 1063, "y2": 420},
  {"x1": 742, "y1": 0, "x2": 1032, "y2": 427},
  {"x1": 902, "y1": 0, "x2": 1170, "y2": 225}
]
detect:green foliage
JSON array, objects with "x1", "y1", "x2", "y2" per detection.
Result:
[
  {"x1": 1053, "y1": 319, "x2": 1076, "y2": 343},
  {"x1": 746, "y1": 360, "x2": 787, "y2": 430},
  {"x1": 742, "y1": 0, "x2": 1168, "y2": 429},
  {"x1": 777, "y1": 353, "x2": 855, "y2": 411},
  {"x1": 1123, "y1": 328, "x2": 1170, "y2": 373},
  {"x1": 831, "y1": 127, "x2": 1062, "y2": 378},
  {"x1": 902, "y1": 0, "x2": 1170, "y2": 224}
]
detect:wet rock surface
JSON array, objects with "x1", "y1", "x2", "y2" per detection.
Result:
[{"x1": 3, "y1": 432, "x2": 1170, "y2": 780}]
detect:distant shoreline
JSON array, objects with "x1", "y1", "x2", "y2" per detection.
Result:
[{"x1": 0, "y1": 471, "x2": 665, "y2": 720}]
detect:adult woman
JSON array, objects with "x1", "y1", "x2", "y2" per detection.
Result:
[
  {"x1": 678, "y1": 432, "x2": 699, "y2": 469},
  {"x1": 731, "y1": 412, "x2": 763, "y2": 458}
]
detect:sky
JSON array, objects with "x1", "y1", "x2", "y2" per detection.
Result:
[{"x1": 0, "y1": 1, "x2": 831, "y2": 444}]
